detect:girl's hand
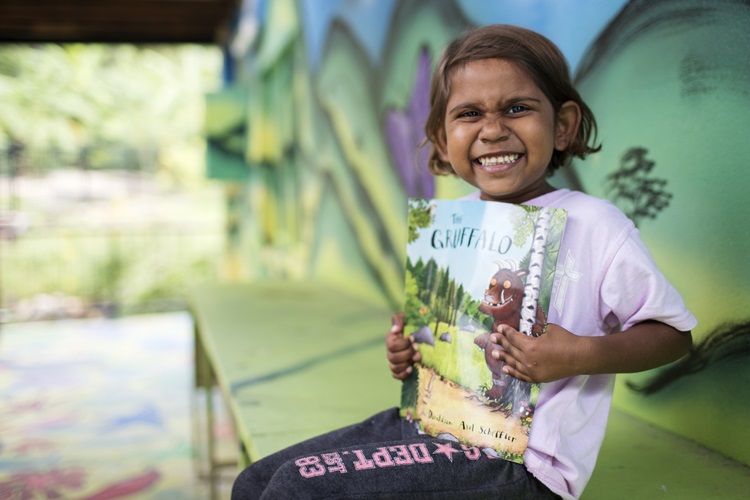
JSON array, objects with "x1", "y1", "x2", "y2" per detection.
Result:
[
  {"x1": 386, "y1": 312, "x2": 420, "y2": 380},
  {"x1": 490, "y1": 323, "x2": 581, "y2": 383},
  {"x1": 491, "y1": 320, "x2": 692, "y2": 383}
]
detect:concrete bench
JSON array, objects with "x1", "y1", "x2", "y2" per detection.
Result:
[{"x1": 189, "y1": 282, "x2": 750, "y2": 499}]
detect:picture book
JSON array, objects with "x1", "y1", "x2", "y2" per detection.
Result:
[{"x1": 400, "y1": 198, "x2": 567, "y2": 463}]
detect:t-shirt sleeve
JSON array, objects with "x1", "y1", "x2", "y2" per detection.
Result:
[{"x1": 599, "y1": 226, "x2": 698, "y2": 333}]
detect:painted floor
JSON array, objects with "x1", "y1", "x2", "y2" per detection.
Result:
[{"x1": 0, "y1": 312, "x2": 236, "y2": 499}]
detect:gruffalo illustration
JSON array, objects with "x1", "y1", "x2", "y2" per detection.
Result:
[{"x1": 475, "y1": 264, "x2": 546, "y2": 402}]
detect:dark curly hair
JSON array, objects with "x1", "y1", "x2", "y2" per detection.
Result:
[{"x1": 424, "y1": 24, "x2": 601, "y2": 176}]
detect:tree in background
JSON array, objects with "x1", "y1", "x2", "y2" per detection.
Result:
[
  {"x1": 606, "y1": 147, "x2": 672, "y2": 227},
  {"x1": 0, "y1": 44, "x2": 225, "y2": 320},
  {"x1": 0, "y1": 44, "x2": 221, "y2": 187}
]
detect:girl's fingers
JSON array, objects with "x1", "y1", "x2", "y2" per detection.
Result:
[
  {"x1": 388, "y1": 346, "x2": 421, "y2": 363},
  {"x1": 389, "y1": 362, "x2": 413, "y2": 378},
  {"x1": 390, "y1": 312, "x2": 405, "y2": 331},
  {"x1": 386, "y1": 337, "x2": 412, "y2": 354},
  {"x1": 494, "y1": 328, "x2": 526, "y2": 361},
  {"x1": 387, "y1": 348, "x2": 414, "y2": 363},
  {"x1": 502, "y1": 363, "x2": 532, "y2": 382}
]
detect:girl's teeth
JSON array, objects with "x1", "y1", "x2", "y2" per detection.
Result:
[{"x1": 478, "y1": 154, "x2": 519, "y2": 166}]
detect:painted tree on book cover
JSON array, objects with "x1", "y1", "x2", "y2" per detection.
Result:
[{"x1": 520, "y1": 207, "x2": 553, "y2": 335}]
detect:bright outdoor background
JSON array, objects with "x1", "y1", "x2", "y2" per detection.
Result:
[{"x1": 0, "y1": 44, "x2": 225, "y2": 322}]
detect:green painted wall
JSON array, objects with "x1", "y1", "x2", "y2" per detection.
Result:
[
  {"x1": 570, "y1": 0, "x2": 750, "y2": 466},
  {"x1": 208, "y1": 0, "x2": 750, "y2": 465}
]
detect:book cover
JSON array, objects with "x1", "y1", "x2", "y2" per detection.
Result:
[{"x1": 400, "y1": 198, "x2": 567, "y2": 463}]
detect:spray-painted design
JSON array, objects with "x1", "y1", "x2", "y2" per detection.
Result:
[
  {"x1": 384, "y1": 49, "x2": 435, "y2": 199},
  {"x1": 0, "y1": 314, "x2": 215, "y2": 498},
  {"x1": 208, "y1": 0, "x2": 750, "y2": 466},
  {"x1": 605, "y1": 147, "x2": 672, "y2": 227}
]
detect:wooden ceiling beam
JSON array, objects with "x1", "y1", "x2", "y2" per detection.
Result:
[{"x1": 0, "y1": 0, "x2": 236, "y2": 44}]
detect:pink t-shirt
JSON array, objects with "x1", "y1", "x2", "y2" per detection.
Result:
[{"x1": 463, "y1": 189, "x2": 697, "y2": 499}]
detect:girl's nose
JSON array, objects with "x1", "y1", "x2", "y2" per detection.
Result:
[{"x1": 479, "y1": 117, "x2": 510, "y2": 142}]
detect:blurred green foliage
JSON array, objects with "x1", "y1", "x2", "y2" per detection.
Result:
[
  {"x1": 0, "y1": 44, "x2": 225, "y2": 320},
  {"x1": 0, "y1": 43, "x2": 222, "y2": 187}
]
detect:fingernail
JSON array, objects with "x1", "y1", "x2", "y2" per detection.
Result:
[{"x1": 406, "y1": 366, "x2": 413, "y2": 374}]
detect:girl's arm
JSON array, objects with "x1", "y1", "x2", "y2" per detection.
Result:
[{"x1": 491, "y1": 321, "x2": 692, "y2": 383}]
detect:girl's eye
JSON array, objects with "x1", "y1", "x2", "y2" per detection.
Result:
[
  {"x1": 507, "y1": 104, "x2": 529, "y2": 115},
  {"x1": 458, "y1": 110, "x2": 480, "y2": 118}
]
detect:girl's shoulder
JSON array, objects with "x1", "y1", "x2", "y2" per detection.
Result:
[
  {"x1": 458, "y1": 189, "x2": 633, "y2": 230},
  {"x1": 532, "y1": 189, "x2": 636, "y2": 249},
  {"x1": 534, "y1": 189, "x2": 632, "y2": 225}
]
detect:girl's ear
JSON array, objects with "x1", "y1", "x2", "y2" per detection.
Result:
[
  {"x1": 435, "y1": 127, "x2": 449, "y2": 163},
  {"x1": 554, "y1": 101, "x2": 582, "y2": 152}
]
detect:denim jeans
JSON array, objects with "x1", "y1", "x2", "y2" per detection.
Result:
[{"x1": 231, "y1": 408, "x2": 560, "y2": 499}]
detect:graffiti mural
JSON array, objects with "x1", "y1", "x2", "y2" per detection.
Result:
[
  {"x1": 207, "y1": 0, "x2": 750, "y2": 465},
  {"x1": 569, "y1": 0, "x2": 750, "y2": 465}
]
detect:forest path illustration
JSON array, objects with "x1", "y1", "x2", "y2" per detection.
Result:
[{"x1": 414, "y1": 366, "x2": 529, "y2": 457}]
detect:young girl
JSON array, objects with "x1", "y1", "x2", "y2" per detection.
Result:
[{"x1": 231, "y1": 24, "x2": 696, "y2": 500}]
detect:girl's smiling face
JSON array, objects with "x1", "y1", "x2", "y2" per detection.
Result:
[{"x1": 436, "y1": 58, "x2": 580, "y2": 204}]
